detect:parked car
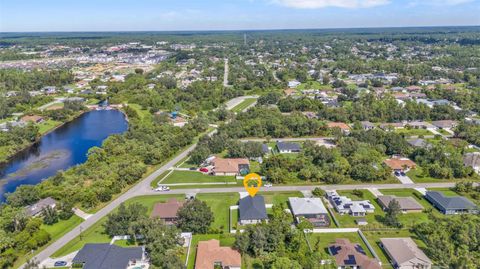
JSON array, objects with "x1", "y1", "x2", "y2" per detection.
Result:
[
  {"x1": 394, "y1": 171, "x2": 400, "y2": 176},
  {"x1": 264, "y1": 182, "x2": 273, "y2": 188},
  {"x1": 154, "y1": 186, "x2": 170, "y2": 192},
  {"x1": 400, "y1": 171, "x2": 406, "y2": 176},
  {"x1": 189, "y1": 167, "x2": 197, "y2": 171},
  {"x1": 54, "y1": 261, "x2": 67, "y2": 267},
  {"x1": 199, "y1": 167, "x2": 209, "y2": 173}
]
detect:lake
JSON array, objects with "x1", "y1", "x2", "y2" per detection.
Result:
[{"x1": 0, "y1": 110, "x2": 128, "y2": 202}]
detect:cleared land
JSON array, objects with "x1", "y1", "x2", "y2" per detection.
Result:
[{"x1": 231, "y1": 98, "x2": 257, "y2": 113}]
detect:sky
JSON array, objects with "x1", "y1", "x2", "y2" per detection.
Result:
[{"x1": 0, "y1": 0, "x2": 479, "y2": 32}]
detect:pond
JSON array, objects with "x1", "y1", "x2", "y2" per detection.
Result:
[{"x1": 0, "y1": 110, "x2": 128, "y2": 202}]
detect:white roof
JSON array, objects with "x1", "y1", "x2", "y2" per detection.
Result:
[{"x1": 288, "y1": 197, "x2": 328, "y2": 215}]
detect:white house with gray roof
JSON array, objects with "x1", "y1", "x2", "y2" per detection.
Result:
[
  {"x1": 425, "y1": 191, "x2": 478, "y2": 215},
  {"x1": 380, "y1": 238, "x2": 432, "y2": 269},
  {"x1": 25, "y1": 197, "x2": 57, "y2": 217},
  {"x1": 326, "y1": 190, "x2": 375, "y2": 217},
  {"x1": 276, "y1": 141, "x2": 301, "y2": 153},
  {"x1": 288, "y1": 197, "x2": 330, "y2": 227}
]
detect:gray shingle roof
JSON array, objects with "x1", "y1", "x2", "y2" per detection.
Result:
[
  {"x1": 289, "y1": 197, "x2": 328, "y2": 215},
  {"x1": 426, "y1": 191, "x2": 477, "y2": 210},
  {"x1": 25, "y1": 197, "x2": 57, "y2": 217},
  {"x1": 276, "y1": 142, "x2": 301, "y2": 152},
  {"x1": 239, "y1": 195, "x2": 268, "y2": 221},
  {"x1": 72, "y1": 243, "x2": 143, "y2": 269}
]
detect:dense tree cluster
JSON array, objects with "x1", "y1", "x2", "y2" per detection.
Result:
[{"x1": 0, "y1": 124, "x2": 39, "y2": 163}]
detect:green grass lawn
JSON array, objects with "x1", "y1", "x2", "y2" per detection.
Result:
[
  {"x1": 306, "y1": 232, "x2": 373, "y2": 258},
  {"x1": 296, "y1": 81, "x2": 332, "y2": 91},
  {"x1": 162, "y1": 170, "x2": 237, "y2": 184},
  {"x1": 394, "y1": 128, "x2": 433, "y2": 137},
  {"x1": 232, "y1": 98, "x2": 257, "y2": 113},
  {"x1": 258, "y1": 191, "x2": 303, "y2": 207},
  {"x1": 196, "y1": 193, "x2": 240, "y2": 232},
  {"x1": 128, "y1": 103, "x2": 152, "y2": 121},
  {"x1": 52, "y1": 195, "x2": 183, "y2": 258},
  {"x1": 38, "y1": 119, "x2": 62, "y2": 134},
  {"x1": 41, "y1": 215, "x2": 84, "y2": 242},
  {"x1": 187, "y1": 234, "x2": 236, "y2": 269}
]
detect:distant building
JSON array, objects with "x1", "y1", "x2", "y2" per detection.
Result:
[
  {"x1": 407, "y1": 139, "x2": 430, "y2": 149},
  {"x1": 284, "y1": 88, "x2": 297, "y2": 96},
  {"x1": 211, "y1": 158, "x2": 250, "y2": 176},
  {"x1": 431, "y1": 120, "x2": 457, "y2": 129},
  {"x1": 20, "y1": 115, "x2": 44, "y2": 124},
  {"x1": 463, "y1": 152, "x2": 480, "y2": 174},
  {"x1": 327, "y1": 122, "x2": 351, "y2": 134},
  {"x1": 288, "y1": 80, "x2": 301, "y2": 88},
  {"x1": 328, "y1": 239, "x2": 381, "y2": 269},
  {"x1": 288, "y1": 197, "x2": 330, "y2": 227},
  {"x1": 25, "y1": 197, "x2": 57, "y2": 217},
  {"x1": 72, "y1": 243, "x2": 148, "y2": 269},
  {"x1": 380, "y1": 238, "x2": 432, "y2": 269},
  {"x1": 377, "y1": 196, "x2": 424, "y2": 213},
  {"x1": 425, "y1": 191, "x2": 478, "y2": 215},
  {"x1": 238, "y1": 195, "x2": 268, "y2": 225},
  {"x1": 150, "y1": 198, "x2": 184, "y2": 225},
  {"x1": 326, "y1": 190, "x2": 375, "y2": 217},
  {"x1": 360, "y1": 121, "x2": 375, "y2": 130},
  {"x1": 383, "y1": 158, "x2": 416, "y2": 172},
  {"x1": 195, "y1": 239, "x2": 241, "y2": 269},
  {"x1": 276, "y1": 142, "x2": 301, "y2": 153}
]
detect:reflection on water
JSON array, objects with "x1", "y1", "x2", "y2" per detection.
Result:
[{"x1": 0, "y1": 110, "x2": 128, "y2": 202}]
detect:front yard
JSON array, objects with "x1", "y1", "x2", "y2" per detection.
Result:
[{"x1": 161, "y1": 170, "x2": 237, "y2": 185}]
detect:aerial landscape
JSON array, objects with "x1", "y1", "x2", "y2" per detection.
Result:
[{"x1": 0, "y1": 0, "x2": 479, "y2": 269}]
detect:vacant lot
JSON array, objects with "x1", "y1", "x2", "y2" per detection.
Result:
[{"x1": 162, "y1": 170, "x2": 237, "y2": 184}]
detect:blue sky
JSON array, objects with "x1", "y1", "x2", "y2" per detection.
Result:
[{"x1": 0, "y1": 0, "x2": 479, "y2": 32}]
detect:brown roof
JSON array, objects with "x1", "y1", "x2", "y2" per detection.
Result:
[
  {"x1": 195, "y1": 240, "x2": 241, "y2": 269},
  {"x1": 327, "y1": 122, "x2": 351, "y2": 131},
  {"x1": 284, "y1": 88, "x2": 297, "y2": 96},
  {"x1": 329, "y1": 239, "x2": 381, "y2": 269},
  {"x1": 377, "y1": 195, "x2": 424, "y2": 211},
  {"x1": 212, "y1": 158, "x2": 249, "y2": 174},
  {"x1": 150, "y1": 198, "x2": 184, "y2": 219},
  {"x1": 21, "y1": 115, "x2": 44, "y2": 123},
  {"x1": 406, "y1": 86, "x2": 422, "y2": 91},
  {"x1": 384, "y1": 158, "x2": 416, "y2": 170}
]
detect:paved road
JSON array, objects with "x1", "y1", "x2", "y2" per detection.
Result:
[
  {"x1": 137, "y1": 182, "x2": 463, "y2": 196},
  {"x1": 240, "y1": 137, "x2": 334, "y2": 142},
  {"x1": 223, "y1": 58, "x2": 229, "y2": 87}
]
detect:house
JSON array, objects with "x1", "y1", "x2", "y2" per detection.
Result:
[
  {"x1": 431, "y1": 120, "x2": 457, "y2": 129},
  {"x1": 261, "y1": 144, "x2": 270, "y2": 155},
  {"x1": 327, "y1": 122, "x2": 351, "y2": 134},
  {"x1": 407, "y1": 139, "x2": 430, "y2": 149},
  {"x1": 150, "y1": 198, "x2": 184, "y2": 225},
  {"x1": 288, "y1": 80, "x2": 301, "y2": 88},
  {"x1": 380, "y1": 238, "x2": 432, "y2": 269},
  {"x1": 170, "y1": 115, "x2": 188, "y2": 127},
  {"x1": 355, "y1": 218, "x2": 368, "y2": 226},
  {"x1": 406, "y1": 86, "x2": 422, "y2": 92},
  {"x1": 383, "y1": 158, "x2": 416, "y2": 172},
  {"x1": 42, "y1": 86, "x2": 57, "y2": 95},
  {"x1": 276, "y1": 142, "x2": 301, "y2": 153},
  {"x1": 72, "y1": 243, "x2": 148, "y2": 269},
  {"x1": 405, "y1": 121, "x2": 433, "y2": 129},
  {"x1": 328, "y1": 239, "x2": 381, "y2": 269},
  {"x1": 288, "y1": 197, "x2": 330, "y2": 227},
  {"x1": 326, "y1": 190, "x2": 375, "y2": 217},
  {"x1": 360, "y1": 121, "x2": 375, "y2": 130},
  {"x1": 211, "y1": 158, "x2": 250, "y2": 176},
  {"x1": 238, "y1": 195, "x2": 268, "y2": 225},
  {"x1": 20, "y1": 115, "x2": 44, "y2": 124},
  {"x1": 463, "y1": 152, "x2": 480, "y2": 173},
  {"x1": 425, "y1": 191, "x2": 478, "y2": 215},
  {"x1": 379, "y1": 122, "x2": 404, "y2": 131},
  {"x1": 25, "y1": 197, "x2": 57, "y2": 217},
  {"x1": 377, "y1": 196, "x2": 424, "y2": 213},
  {"x1": 195, "y1": 239, "x2": 241, "y2": 269},
  {"x1": 284, "y1": 88, "x2": 297, "y2": 96}
]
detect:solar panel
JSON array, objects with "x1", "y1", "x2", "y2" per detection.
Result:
[
  {"x1": 355, "y1": 245, "x2": 366, "y2": 255},
  {"x1": 344, "y1": 255, "x2": 357, "y2": 265},
  {"x1": 329, "y1": 246, "x2": 341, "y2": 255}
]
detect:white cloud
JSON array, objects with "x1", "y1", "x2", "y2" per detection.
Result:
[
  {"x1": 408, "y1": 0, "x2": 476, "y2": 6},
  {"x1": 272, "y1": 0, "x2": 391, "y2": 9}
]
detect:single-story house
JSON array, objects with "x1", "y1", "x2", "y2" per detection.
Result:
[
  {"x1": 72, "y1": 243, "x2": 148, "y2": 269},
  {"x1": 407, "y1": 139, "x2": 431, "y2": 149},
  {"x1": 195, "y1": 239, "x2": 241, "y2": 269},
  {"x1": 288, "y1": 197, "x2": 330, "y2": 227},
  {"x1": 326, "y1": 190, "x2": 375, "y2": 217},
  {"x1": 463, "y1": 152, "x2": 480, "y2": 173},
  {"x1": 379, "y1": 122, "x2": 404, "y2": 131},
  {"x1": 360, "y1": 121, "x2": 375, "y2": 130},
  {"x1": 405, "y1": 121, "x2": 434, "y2": 129},
  {"x1": 425, "y1": 191, "x2": 478, "y2": 215},
  {"x1": 380, "y1": 238, "x2": 432, "y2": 269},
  {"x1": 211, "y1": 158, "x2": 250, "y2": 176},
  {"x1": 150, "y1": 198, "x2": 184, "y2": 225},
  {"x1": 20, "y1": 115, "x2": 44, "y2": 124},
  {"x1": 377, "y1": 196, "x2": 424, "y2": 213},
  {"x1": 327, "y1": 122, "x2": 351, "y2": 134},
  {"x1": 170, "y1": 115, "x2": 188, "y2": 127},
  {"x1": 288, "y1": 80, "x2": 301, "y2": 88},
  {"x1": 328, "y1": 239, "x2": 381, "y2": 269},
  {"x1": 25, "y1": 197, "x2": 57, "y2": 217},
  {"x1": 406, "y1": 85, "x2": 422, "y2": 92},
  {"x1": 261, "y1": 144, "x2": 270, "y2": 155},
  {"x1": 284, "y1": 88, "x2": 297, "y2": 96},
  {"x1": 276, "y1": 142, "x2": 301, "y2": 153},
  {"x1": 238, "y1": 195, "x2": 268, "y2": 225},
  {"x1": 383, "y1": 158, "x2": 416, "y2": 172},
  {"x1": 431, "y1": 120, "x2": 457, "y2": 129}
]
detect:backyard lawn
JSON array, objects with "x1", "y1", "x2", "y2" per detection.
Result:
[
  {"x1": 38, "y1": 119, "x2": 62, "y2": 134},
  {"x1": 306, "y1": 232, "x2": 373, "y2": 258},
  {"x1": 162, "y1": 171, "x2": 237, "y2": 185},
  {"x1": 186, "y1": 234, "x2": 236, "y2": 269},
  {"x1": 196, "y1": 193, "x2": 240, "y2": 233},
  {"x1": 394, "y1": 128, "x2": 433, "y2": 137}
]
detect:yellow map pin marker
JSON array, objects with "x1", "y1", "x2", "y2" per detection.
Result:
[{"x1": 243, "y1": 173, "x2": 262, "y2": 197}]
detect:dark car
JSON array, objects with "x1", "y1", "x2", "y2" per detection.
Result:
[
  {"x1": 54, "y1": 261, "x2": 67, "y2": 267},
  {"x1": 394, "y1": 171, "x2": 400, "y2": 176}
]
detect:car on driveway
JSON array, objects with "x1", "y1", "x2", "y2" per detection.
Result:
[
  {"x1": 264, "y1": 182, "x2": 273, "y2": 188},
  {"x1": 54, "y1": 261, "x2": 67, "y2": 267},
  {"x1": 199, "y1": 167, "x2": 209, "y2": 173},
  {"x1": 154, "y1": 186, "x2": 170, "y2": 192}
]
